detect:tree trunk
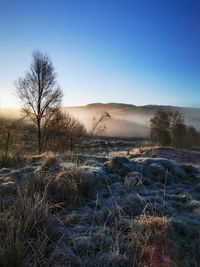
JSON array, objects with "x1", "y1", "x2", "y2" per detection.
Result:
[{"x1": 37, "y1": 122, "x2": 42, "y2": 154}]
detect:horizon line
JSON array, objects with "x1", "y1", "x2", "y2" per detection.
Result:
[{"x1": 1, "y1": 102, "x2": 200, "y2": 110}]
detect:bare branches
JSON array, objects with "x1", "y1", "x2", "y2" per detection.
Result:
[
  {"x1": 15, "y1": 50, "x2": 63, "y2": 154},
  {"x1": 44, "y1": 110, "x2": 87, "y2": 151},
  {"x1": 149, "y1": 110, "x2": 200, "y2": 148},
  {"x1": 90, "y1": 111, "x2": 111, "y2": 136}
]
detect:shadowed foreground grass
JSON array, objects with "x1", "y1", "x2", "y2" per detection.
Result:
[{"x1": 0, "y1": 151, "x2": 200, "y2": 266}]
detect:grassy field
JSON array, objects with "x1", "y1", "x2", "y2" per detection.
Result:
[{"x1": 1, "y1": 146, "x2": 200, "y2": 266}]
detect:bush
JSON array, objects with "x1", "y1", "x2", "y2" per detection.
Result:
[{"x1": 45, "y1": 110, "x2": 87, "y2": 152}]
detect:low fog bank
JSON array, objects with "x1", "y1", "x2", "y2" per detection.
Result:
[
  {"x1": 64, "y1": 104, "x2": 200, "y2": 137},
  {"x1": 104, "y1": 118, "x2": 147, "y2": 138},
  {"x1": 0, "y1": 108, "x2": 21, "y2": 119},
  {"x1": 183, "y1": 110, "x2": 200, "y2": 131},
  {"x1": 1, "y1": 104, "x2": 199, "y2": 138},
  {"x1": 64, "y1": 107, "x2": 148, "y2": 137}
]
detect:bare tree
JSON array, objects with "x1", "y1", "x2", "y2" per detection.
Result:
[
  {"x1": 150, "y1": 111, "x2": 171, "y2": 146},
  {"x1": 90, "y1": 111, "x2": 111, "y2": 136},
  {"x1": 16, "y1": 50, "x2": 63, "y2": 154},
  {"x1": 150, "y1": 110, "x2": 200, "y2": 148},
  {"x1": 170, "y1": 111, "x2": 185, "y2": 146}
]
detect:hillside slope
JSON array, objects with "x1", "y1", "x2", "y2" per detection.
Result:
[{"x1": 65, "y1": 103, "x2": 200, "y2": 137}]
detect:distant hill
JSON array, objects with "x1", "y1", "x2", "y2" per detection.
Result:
[
  {"x1": 1, "y1": 103, "x2": 200, "y2": 138},
  {"x1": 64, "y1": 103, "x2": 200, "y2": 137}
]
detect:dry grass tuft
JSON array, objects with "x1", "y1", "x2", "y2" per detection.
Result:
[
  {"x1": 36, "y1": 152, "x2": 62, "y2": 173},
  {"x1": 55, "y1": 166, "x2": 90, "y2": 203},
  {"x1": 132, "y1": 215, "x2": 176, "y2": 267},
  {"x1": 137, "y1": 215, "x2": 169, "y2": 230},
  {"x1": 25, "y1": 160, "x2": 90, "y2": 205},
  {"x1": 0, "y1": 188, "x2": 50, "y2": 267}
]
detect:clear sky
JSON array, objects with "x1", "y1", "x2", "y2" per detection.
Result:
[{"x1": 0, "y1": 0, "x2": 200, "y2": 108}]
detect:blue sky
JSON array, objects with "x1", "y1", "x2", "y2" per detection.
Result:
[{"x1": 0, "y1": 0, "x2": 200, "y2": 108}]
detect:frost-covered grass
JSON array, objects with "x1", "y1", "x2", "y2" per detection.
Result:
[{"x1": 1, "y1": 150, "x2": 200, "y2": 266}]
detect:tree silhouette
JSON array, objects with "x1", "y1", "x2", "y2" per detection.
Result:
[{"x1": 16, "y1": 50, "x2": 63, "y2": 154}]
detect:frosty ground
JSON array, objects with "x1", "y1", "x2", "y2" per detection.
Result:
[{"x1": 1, "y1": 147, "x2": 200, "y2": 266}]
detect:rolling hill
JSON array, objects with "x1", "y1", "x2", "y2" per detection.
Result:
[
  {"x1": 1, "y1": 103, "x2": 200, "y2": 138},
  {"x1": 64, "y1": 103, "x2": 200, "y2": 137}
]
